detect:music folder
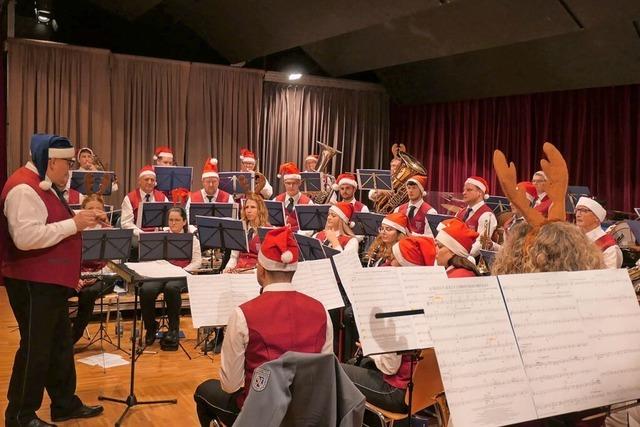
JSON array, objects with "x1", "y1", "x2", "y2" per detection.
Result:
[
  {"x1": 138, "y1": 232, "x2": 193, "y2": 262},
  {"x1": 295, "y1": 204, "x2": 331, "y2": 231},
  {"x1": 264, "y1": 200, "x2": 286, "y2": 227},
  {"x1": 82, "y1": 228, "x2": 134, "y2": 261},
  {"x1": 300, "y1": 172, "x2": 323, "y2": 193},
  {"x1": 140, "y1": 202, "x2": 174, "y2": 228},
  {"x1": 218, "y1": 172, "x2": 254, "y2": 195},
  {"x1": 196, "y1": 216, "x2": 248, "y2": 252},
  {"x1": 188, "y1": 202, "x2": 235, "y2": 225},
  {"x1": 356, "y1": 169, "x2": 392, "y2": 191},
  {"x1": 485, "y1": 196, "x2": 511, "y2": 214},
  {"x1": 294, "y1": 234, "x2": 329, "y2": 262},
  {"x1": 351, "y1": 212, "x2": 384, "y2": 236},
  {"x1": 427, "y1": 213, "x2": 454, "y2": 236},
  {"x1": 154, "y1": 166, "x2": 193, "y2": 193},
  {"x1": 70, "y1": 170, "x2": 115, "y2": 195}
]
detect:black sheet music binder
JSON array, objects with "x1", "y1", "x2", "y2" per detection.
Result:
[
  {"x1": 218, "y1": 172, "x2": 254, "y2": 195},
  {"x1": 356, "y1": 169, "x2": 392, "y2": 191},
  {"x1": 295, "y1": 204, "x2": 331, "y2": 231},
  {"x1": 82, "y1": 228, "x2": 134, "y2": 261},
  {"x1": 196, "y1": 216, "x2": 248, "y2": 252},
  {"x1": 264, "y1": 200, "x2": 286, "y2": 227},
  {"x1": 188, "y1": 202, "x2": 235, "y2": 225},
  {"x1": 294, "y1": 234, "x2": 328, "y2": 262},
  {"x1": 140, "y1": 202, "x2": 174, "y2": 228},
  {"x1": 351, "y1": 212, "x2": 384, "y2": 236},
  {"x1": 138, "y1": 232, "x2": 194, "y2": 262},
  {"x1": 426, "y1": 214, "x2": 454, "y2": 237},
  {"x1": 154, "y1": 166, "x2": 193, "y2": 193},
  {"x1": 300, "y1": 172, "x2": 323, "y2": 193},
  {"x1": 70, "y1": 170, "x2": 115, "y2": 195}
]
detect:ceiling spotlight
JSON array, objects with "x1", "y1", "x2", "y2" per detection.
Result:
[
  {"x1": 288, "y1": 73, "x2": 302, "y2": 81},
  {"x1": 34, "y1": 0, "x2": 53, "y2": 24}
]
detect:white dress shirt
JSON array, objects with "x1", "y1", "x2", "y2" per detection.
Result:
[
  {"x1": 259, "y1": 177, "x2": 273, "y2": 199},
  {"x1": 370, "y1": 354, "x2": 402, "y2": 375},
  {"x1": 585, "y1": 226, "x2": 623, "y2": 269},
  {"x1": 3, "y1": 162, "x2": 78, "y2": 251},
  {"x1": 120, "y1": 189, "x2": 168, "y2": 236},
  {"x1": 219, "y1": 282, "x2": 333, "y2": 393},
  {"x1": 394, "y1": 199, "x2": 437, "y2": 237},
  {"x1": 465, "y1": 200, "x2": 497, "y2": 257}
]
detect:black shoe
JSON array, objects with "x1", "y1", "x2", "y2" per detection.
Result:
[
  {"x1": 5, "y1": 417, "x2": 57, "y2": 427},
  {"x1": 160, "y1": 329, "x2": 179, "y2": 351},
  {"x1": 145, "y1": 321, "x2": 159, "y2": 346},
  {"x1": 51, "y1": 405, "x2": 103, "y2": 422}
]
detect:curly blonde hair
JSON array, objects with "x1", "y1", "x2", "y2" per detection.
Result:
[
  {"x1": 492, "y1": 221, "x2": 604, "y2": 275},
  {"x1": 366, "y1": 231, "x2": 406, "y2": 264}
]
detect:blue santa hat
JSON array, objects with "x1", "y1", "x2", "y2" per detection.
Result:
[{"x1": 30, "y1": 134, "x2": 75, "y2": 191}]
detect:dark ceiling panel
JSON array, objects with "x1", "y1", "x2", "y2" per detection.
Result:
[
  {"x1": 376, "y1": 23, "x2": 640, "y2": 104},
  {"x1": 562, "y1": 0, "x2": 640, "y2": 27},
  {"x1": 89, "y1": 0, "x2": 163, "y2": 20},
  {"x1": 303, "y1": 0, "x2": 582, "y2": 76}
]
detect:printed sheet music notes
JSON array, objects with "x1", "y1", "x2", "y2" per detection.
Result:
[{"x1": 291, "y1": 258, "x2": 344, "y2": 310}]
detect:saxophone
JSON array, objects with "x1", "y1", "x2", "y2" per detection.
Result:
[
  {"x1": 374, "y1": 150, "x2": 427, "y2": 214},
  {"x1": 307, "y1": 141, "x2": 341, "y2": 204}
]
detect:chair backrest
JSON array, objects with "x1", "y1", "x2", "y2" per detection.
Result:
[{"x1": 404, "y1": 348, "x2": 445, "y2": 413}]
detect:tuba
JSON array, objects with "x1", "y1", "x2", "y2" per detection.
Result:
[
  {"x1": 308, "y1": 141, "x2": 341, "y2": 204},
  {"x1": 374, "y1": 147, "x2": 427, "y2": 214}
]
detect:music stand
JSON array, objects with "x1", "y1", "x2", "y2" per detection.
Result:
[
  {"x1": 295, "y1": 204, "x2": 330, "y2": 231},
  {"x1": 258, "y1": 227, "x2": 276, "y2": 242},
  {"x1": 300, "y1": 172, "x2": 323, "y2": 193},
  {"x1": 154, "y1": 166, "x2": 193, "y2": 193},
  {"x1": 566, "y1": 185, "x2": 591, "y2": 213},
  {"x1": 322, "y1": 245, "x2": 341, "y2": 258},
  {"x1": 352, "y1": 212, "x2": 384, "y2": 236},
  {"x1": 140, "y1": 202, "x2": 173, "y2": 229},
  {"x1": 196, "y1": 216, "x2": 248, "y2": 252},
  {"x1": 634, "y1": 208, "x2": 640, "y2": 219},
  {"x1": 356, "y1": 169, "x2": 392, "y2": 191},
  {"x1": 264, "y1": 200, "x2": 286, "y2": 226},
  {"x1": 294, "y1": 234, "x2": 328, "y2": 261},
  {"x1": 138, "y1": 232, "x2": 193, "y2": 262},
  {"x1": 218, "y1": 172, "x2": 254, "y2": 195},
  {"x1": 188, "y1": 203, "x2": 235, "y2": 225},
  {"x1": 479, "y1": 249, "x2": 497, "y2": 270},
  {"x1": 485, "y1": 196, "x2": 511, "y2": 214},
  {"x1": 426, "y1": 214, "x2": 454, "y2": 237},
  {"x1": 71, "y1": 170, "x2": 115, "y2": 195}
]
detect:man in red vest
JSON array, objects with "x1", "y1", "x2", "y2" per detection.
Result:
[
  {"x1": 575, "y1": 197, "x2": 622, "y2": 269},
  {"x1": 185, "y1": 157, "x2": 232, "y2": 218},
  {"x1": 120, "y1": 165, "x2": 168, "y2": 235},
  {"x1": 1, "y1": 134, "x2": 105, "y2": 426},
  {"x1": 532, "y1": 170, "x2": 552, "y2": 217},
  {"x1": 332, "y1": 173, "x2": 369, "y2": 212},
  {"x1": 455, "y1": 176, "x2": 497, "y2": 257},
  {"x1": 193, "y1": 226, "x2": 333, "y2": 426},
  {"x1": 393, "y1": 175, "x2": 436, "y2": 237},
  {"x1": 274, "y1": 162, "x2": 313, "y2": 231}
]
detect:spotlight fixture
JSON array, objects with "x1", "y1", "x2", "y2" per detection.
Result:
[
  {"x1": 288, "y1": 73, "x2": 302, "y2": 81},
  {"x1": 34, "y1": 0, "x2": 53, "y2": 24}
]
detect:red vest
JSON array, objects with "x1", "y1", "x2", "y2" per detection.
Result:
[
  {"x1": 127, "y1": 189, "x2": 166, "y2": 228},
  {"x1": 455, "y1": 203, "x2": 493, "y2": 232},
  {"x1": 238, "y1": 291, "x2": 327, "y2": 407},
  {"x1": 383, "y1": 354, "x2": 413, "y2": 389},
  {"x1": 275, "y1": 193, "x2": 312, "y2": 231},
  {"x1": 594, "y1": 233, "x2": 616, "y2": 252},
  {"x1": 1, "y1": 167, "x2": 81, "y2": 288},
  {"x1": 315, "y1": 231, "x2": 353, "y2": 249},
  {"x1": 68, "y1": 188, "x2": 82, "y2": 205},
  {"x1": 534, "y1": 195, "x2": 552, "y2": 217},
  {"x1": 189, "y1": 189, "x2": 231, "y2": 203},
  {"x1": 447, "y1": 267, "x2": 476, "y2": 279},
  {"x1": 237, "y1": 232, "x2": 260, "y2": 270},
  {"x1": 345, "y1": 199, "x2": 366, "y2": 213},
  {"x1": 398, "y1": 202, "x2": 433, "y2": 235}
]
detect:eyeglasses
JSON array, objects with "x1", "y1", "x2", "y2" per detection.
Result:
[
  {"x1": 377, "y1": 226, "x2": 396, "y2": 233},
  {"x1": 574, "y1": 208, "x2": 592, "y2": 215}
]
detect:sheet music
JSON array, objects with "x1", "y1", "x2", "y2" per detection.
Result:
[
  {"x1": 291, "y1": 259, "x2": 344, "y2": 310},
  {"x1": 499, "y1": 272, "x2": 603, "y2": 418},
  {"x1": 187, "y1": 273, "x2": 260, "y2": 328},
  {"x1": 124, "y1": 260, "x2": 189, "y2": 278},
  {"x1": 349, "y1": 268, "x2": 436, "y2": 355},
  {"x1": 424, "y1": 276, "x2": 537, "y2": 427},
  {"x1": 330, "y1": 248, "x2": 363, "y2": 298}
]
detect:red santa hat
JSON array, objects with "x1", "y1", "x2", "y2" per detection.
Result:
[
  {"x1": 240, "y1": 148, "x2": 256, "y2": 164},
  {"x1": 153, "y1": 146, "x2": 174, "y2": 161},
  {"x1": 576, "y1": 197, "x2": 607, "y2": 223},
  {"x1": 277, "y1": 162, "x2": 301, "y2": 181},
  {"x1": 202, "y1": 157, "x2": 219, "y2": 179},
  {"x1": 392, "y1": 237, "x2": 437, "y2": 267},
  {"x1": 436, "y1": 217, "x2": 463, "y2": 232},
  {"x1": 329, "y1": 202, "x2": 355, "y2": 227},
  {"x1": 305, "y1": 154, "x2": 319, "y2": 163},
  {"x1": 517, "y1": 181, "x2": 538, "y2": 203},
  {"x1": 76, "y1": 147, "x2": 94, "y2": 161},
  {"x1": 436, "y1": 220, "x2": 479, "y2": 263},
  {"x1": 138, "y1": 165, "x2": 156, "y2": 178},
  {"x1": 332, "y1": 173, "x2": 358, "y2": 191},
  {"x1": 465, "y1": 176, "x2": 490, "y2": 200},
  {"x1": 407, "y1": 175, "x2": 428, "y2": 197},
  {"x1": 381, "y1": 212, "x2": 409, "y2": 235},
  {"x1": 258, "y1": 226, "x2": 299, "y2": 272}
]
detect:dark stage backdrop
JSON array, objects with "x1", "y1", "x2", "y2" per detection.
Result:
[{"x1": 390, "y1": 85, "x2": 640, "y2": 213}]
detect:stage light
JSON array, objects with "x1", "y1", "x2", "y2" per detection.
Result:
[
  {"x1": 288, "y1": 73, "x2": 302, "y2": 81},
  {"x1": 34, "y1": 0, "x2": 53, "y2": 24}
]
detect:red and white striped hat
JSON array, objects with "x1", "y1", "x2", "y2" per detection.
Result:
[
  {"x1": 436, "y1": 220, "x2": 479, "y2": 262},
  {"x1": 332, "y1": 173, "x2": 358, "y2": 190},
  {"x1": 381, "y1": 212, "x2": 409, "y2": 235},
  {"x1": 240, "y1": 148, "x2": 256, "y2": 164},
  {"x1": 465, "y1": 176, "x2": 490, "y2": 199},
  {"x1": 329, "y1": 202, "x2": 355, "y2": 227},
  {"x1": 277, "y1": 162, "x2": 301, "y2": 181},
  {"x1": 153, "y1": 146, "x2": 173, "y2": 161},
  {"x1": 392, "y1": 236, "x2": 437, "y2": 267},
  {"x1": 258, "y1": 226, "x2": 299, "y2": 272},
  {"x1": 138, "y1": 165, "x2": 156, "y2": 178},
  {"x1": 407, "y1": 175, "x2": 428, "y2": 196}
]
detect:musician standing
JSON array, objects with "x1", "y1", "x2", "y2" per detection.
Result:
[
  {"x1": 1, "y1": 134, "x2": 105, "y2": 426},
  {"x1": 274, "y1": 162, "x2": 313, "y2": 231},
  {"x1": 332, "y1": 173, "x2": 369, "y2": 212},
  {"x1": 393, "y1": 175, "x2": 436, "y2": 237},
  {"x1": 574, "y1": 197, "x2": 622, "y2": 269},
  {"x1": 120, "y1": 165, "x2": 168, "y2": 235},
  {"x1": 455, "y1": 176, "x2": 497, "y2": 257},
  {"x1": 532, "y1": 171, "x2": 551, "y2": 217},
  {"x1": 239, "y1": 148, "x2": 273, "y2": 199}
]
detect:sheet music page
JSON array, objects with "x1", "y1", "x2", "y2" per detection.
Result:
[
  {"x1": 187, "y1": 274, "x2": 260, "y2": 328},
  {"x1": 425, "y1": 276, "x2": 537, "y2": 427},
  {"x1": 499, "y1": 272, "x2": 603, "y2": 418},
  {"x1": 124, "y1": 260, "x2": 189, "y2": 278},
  {"x1": 292, "y1": 259, "x2": 345, "y2": 310},
  {"x1": 330, "y1": 248, "x2": 363, "y2": 298},
  {"x1": 349, "y1": 268, "x2": 433, "y2": 355},
  {"x1": 566, "y1": 269, "x2": 640, "y2": 406}
]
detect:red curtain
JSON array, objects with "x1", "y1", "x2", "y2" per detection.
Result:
[{"x1": 390, "y1": 85, "x2": 640, "y2": 213}]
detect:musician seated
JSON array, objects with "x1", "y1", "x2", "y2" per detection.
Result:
[
  {"x1": 435, "y1": 220, "x2": 482, "y2": 278},
  {"x1": 75, "y1": 147, "x2": 119, "y2": 192},
  {"x1": 332, "y1": 173, "x2": 369, "y2": 212},
  {"x1": 140, "y1": 207, "x2": 202, "y2": 350},
  {"x1": 120, "y1": 165, "x2": 168, "y2": 235},
  {"x1": 239, "y1": 148, "x2": 273, "y2": 199},
  {"x1": 194, "y1": 227, "x2": 333, "y2": 426},
  {"x1": 481, "y1": 184, "x2": 531, "y2": 252},
  {"x1": 455, "y1": 175, "x2": 497, "y2": 257},
  {"x1": 71, "y1": 194, "x2": 116, "y2": 344},
  {"x1": 368, "y1": 157, "x2": 402, "y2": 202},
  {"x1": 393, "y1": 175, "x2": 436, "y2": 237},
  {"x1": 153, "y1": 146, "x2": 175, "y2": 166},
  {"x1": 574, "y1": 197, "x2": 622, "y2": 269},
  {"x1": 532, "y1": 170, "x2": 551, "y2": 217},
  {"x1": 274, "y1": 162, "x2": 313, "y2": 231},
  {"x1": 63, "y1": 181, "x2": 85, "y2": 206},
  {"x1": 225, "y1": 193, "x2": 270, "y2": 273},
  {"x1": 364, "y1": 212, "x2": 408, "y2": 267},
  {"x1": 185, "y1": 157, "x2": 232, "y2": 216},
  {"x1": 313, "y1": 202, "x2": 359, "y2": 253}
]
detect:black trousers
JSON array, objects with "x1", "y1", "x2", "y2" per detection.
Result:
[
  {"x1": 193, "y1": 379, "x2": 241, "y2": 427},
  {"x1": 4, "y1": 278, "x2": 82, "y2": 425},
  {"x1": 340, "y1": 363, "x2": 407, "y2": 413},
  {"x1": 71, "y1": 279, "x2": 116, "y2": 344},
  {"x1": 139, "y1": 279, "x2": 186, "y2": 332}
]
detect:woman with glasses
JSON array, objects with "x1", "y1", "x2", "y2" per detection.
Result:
[
  {"x1": 364, "y1": 212, "x2": 409, "y2": 267},
  {"x1": 224, "y1": 193, "x2": 270, "y2": 273}
]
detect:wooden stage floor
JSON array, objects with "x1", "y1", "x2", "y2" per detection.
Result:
[{"x1": 0, "y1": 287, "x2": 220, "y2": 426}]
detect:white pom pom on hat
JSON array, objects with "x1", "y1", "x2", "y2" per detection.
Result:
[
  {"x1": 281, "y1": 250, "x2": 294, "y2": 264},
  {"x1": 210, "y1": 158, "x2": 218, "y2": 166}
]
